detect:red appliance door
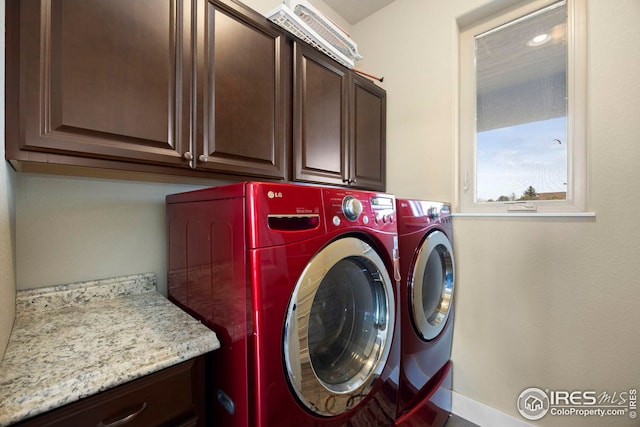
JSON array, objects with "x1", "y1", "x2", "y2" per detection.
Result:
[
  {"x1": 410, "y1": 230, "x2": 455, "y2": 341},
  {"x1": 283, "y1": 237, "x2": 396, "y2": 417}
]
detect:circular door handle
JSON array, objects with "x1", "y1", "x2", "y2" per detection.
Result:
[
  {"x1": 198, "y1": 154, "x2": 209, "y2": 163},
  {"x1": 183, "y1": 152, "x2": 193, "y2": 161}
]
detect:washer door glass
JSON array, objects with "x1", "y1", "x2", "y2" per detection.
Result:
[
  {"x1": 284, "y1": 237, "x2": 395, "y2": 417},
  {"x1": 411, "y1": 230, "x2": 455, "y2": 341}
]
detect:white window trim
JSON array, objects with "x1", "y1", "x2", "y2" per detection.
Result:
[{"x1": 457, "y1": 0, "x2": 590, "y2": 215}]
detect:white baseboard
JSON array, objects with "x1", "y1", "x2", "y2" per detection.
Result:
[{"x1": 452, "y1": 391, "x2": 533, "y2": 427}]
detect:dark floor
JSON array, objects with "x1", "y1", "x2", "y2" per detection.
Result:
[{"x1": 445, "y1": 414, "x2": 480, "y2": 427}]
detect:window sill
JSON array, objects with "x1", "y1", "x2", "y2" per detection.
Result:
[{"x1": 452, "y1": 212, "x2": 596, "y2": 218}]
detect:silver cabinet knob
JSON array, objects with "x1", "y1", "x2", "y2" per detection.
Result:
[
  {"x1": 183, "y1": 152, "x2": 193, "y2": 161},
  {"x1": 198, "y1": 154, "x2": 209, "y2": 163}
]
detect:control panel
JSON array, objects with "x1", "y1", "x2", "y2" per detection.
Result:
[
  {"x1": 323, "y1": 188, "x2": 396, "y2": 232},
  {"x1": 370, "y1": 195, "x2": 396, "y2": 226},
  {"x1": 342, "y1": 196, "x2": 363, "y2": 221},
  {"x1": 396, "y1": 199, "x2": 452, "y2": 235}
]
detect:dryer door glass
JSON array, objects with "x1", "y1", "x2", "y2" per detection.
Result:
[
  {"x1": 284, "y1": 237, "x2": 395, "y2": 417},
  {"x1": 411, "y1": 230, "x2": 455, "y2": 341}
]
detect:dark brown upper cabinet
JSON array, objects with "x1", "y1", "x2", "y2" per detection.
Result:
[
  {"x1": 293, "y1": 42, "x2": 348, "y2": 187},
  {"x1": 292, "y1": 42, "x2": 386, "y2": 191},
  {"x1": 6, "y1": 0, "x2": 289, "y2": 181},
  {"x1": 5, "y1": 0, "x2": 192, "y2": 169},
  {"x1": 193, "y1": 0, "x2": 289, "y2": 179},
  {"x1": 349, "y1": 73, "x2": 387, "y2": 192},
  {"x1": 6, "y1": 0, "x2": 382, "y2": 189}
]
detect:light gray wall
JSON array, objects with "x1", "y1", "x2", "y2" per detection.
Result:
[
  {"x1": 352, "y1": 1, "x2": 640, "y2": 425},
  {"x1": 15, "y1": 174, "x2": 217, "y2": 294},
  {"x1": 0, "y1": 0, "x2": 17, "y2": 361}
]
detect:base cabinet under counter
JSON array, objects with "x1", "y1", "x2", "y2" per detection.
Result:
[{"x1": 12, "y1": 356, "x2": 208, "y2": 427}]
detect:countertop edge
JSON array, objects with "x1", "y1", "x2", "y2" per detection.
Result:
[{"x1": 0, "y1": 274, "x2": 220, "y2": 426}]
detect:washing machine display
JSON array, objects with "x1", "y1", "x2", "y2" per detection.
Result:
[
  {"x1": 167, "y1": 182, "x2": 400, "y2": 427},
  {"x1": 395, "y1": 199, "x2": 455, "y2": 427}
]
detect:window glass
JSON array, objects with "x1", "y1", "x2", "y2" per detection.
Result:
[
  {"x1": 475, "y1": 1, "x2": 567, "y2": 203},
  {"x1": 458, "y1": 0, "x2": 587, "y2": 214}
]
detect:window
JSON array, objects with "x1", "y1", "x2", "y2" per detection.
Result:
[{"x1": 459, "y1": 0, "x2": 587, "y2": 214}]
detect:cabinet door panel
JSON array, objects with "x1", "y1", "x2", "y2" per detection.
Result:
[
  {"x1": 199, "y1": 1, "x2": 287, "y2": 179},
  {"x1": 13, "y1": 0, "x2": 191, "y2": 167},
  {"x1": 14, "y1": 358, "x2": 205, "y2": 427},
  {"x1": 351, "y1": 74, "x2": 386, "y2": 191},
  {"x1": 293, "y1": 43, "x2": 348, "y2": 185},
  {"x1": 54, "y1": 1, "x2": 169, "y2": 143}
]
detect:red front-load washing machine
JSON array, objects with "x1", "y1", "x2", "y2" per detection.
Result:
[
  {"x1": 166, "y1": 182, "x2": 401, "y2": 427},
  {"x1": 394, "y1": 199, "x2": 455, "y2": 427}
]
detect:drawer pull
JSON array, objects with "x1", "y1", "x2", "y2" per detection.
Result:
[{"x1": 97, "y1": 402, "x2": 148, "y2": 427}]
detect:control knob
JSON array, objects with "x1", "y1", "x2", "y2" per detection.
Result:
[
  {"x1": 342, "y1": 196, "x2": 363, "y2": 221},
  {"x1": 428, "y1": 207, "x2": 440, "y2": 220}
]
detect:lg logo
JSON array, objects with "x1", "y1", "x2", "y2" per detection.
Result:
[{"x1": 267, "y1": 190, "x2": 283, "y2": 199}]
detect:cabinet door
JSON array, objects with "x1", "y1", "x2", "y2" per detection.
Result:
[
  {"x1": 6, "y1": 0, "x2": 192, "y2": 167},
  {"x1": 293, "y1": 42, "x2": 349, "y2": 186},
  {"x1": 350, "y1": 74, "x2": 387, "y2": 192},
  {"x1": 194, "y1": 0, "x2": 288, "y2": 179},
  {"x1": 14, "y1": 358, "x2": 207, "y2": 427}
]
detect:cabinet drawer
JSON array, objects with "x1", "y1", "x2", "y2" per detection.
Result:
[{"x1": 15, "y1": 358, "x2": 205, "y2": 427}]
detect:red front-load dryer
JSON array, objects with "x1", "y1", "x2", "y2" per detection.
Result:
[
  {"x1": 166, "y1": 182, "x2": 401, "y2": 427},
  {"x1": 394, "y1": 199, "x2": 455, "y2": 427}
]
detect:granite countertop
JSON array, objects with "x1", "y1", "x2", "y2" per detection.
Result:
[{"x1": 0, "y1": 273, "x2": 220, "y2": 426}]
